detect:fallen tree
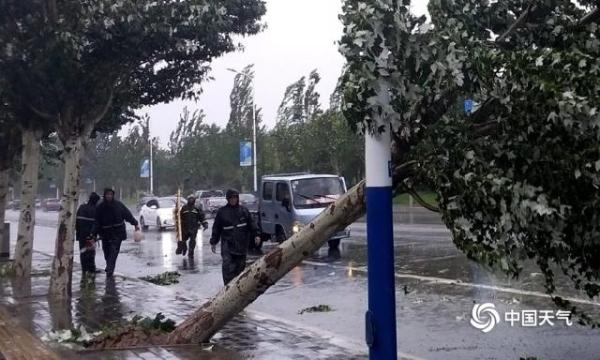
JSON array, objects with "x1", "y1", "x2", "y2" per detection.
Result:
[{"x1": 87, "y1": 180, "x2": 367, "y2": 348}]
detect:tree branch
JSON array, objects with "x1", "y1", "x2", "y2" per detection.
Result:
[
  {"x1": 578, "y1": 8, "x2": 600, "y2": 27},
  {"x1": 91, "y1": 90, "x2": 114, "y2": 125},
  {"x1": 29, "y1": 105, "x2": 54, "y2": 121},
  {"x1": 496, "y1": 2, "x2": 536, "y2": 43},
  {"x1": 406, "y1": 187, "x2": 440, "y2": 212}
]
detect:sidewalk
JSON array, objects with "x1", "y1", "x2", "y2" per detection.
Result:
[{"x1": 0, "y1": 251, "x2": 366, "y2": 360}]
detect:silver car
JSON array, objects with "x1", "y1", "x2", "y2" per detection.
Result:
[{"x1": 258, "y1": 173, "x2": 350, "y2": 249}]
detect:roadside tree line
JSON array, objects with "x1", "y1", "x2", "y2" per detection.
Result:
[{"x1": 82, "y1": 67, "x2": 364, "y2": 200}]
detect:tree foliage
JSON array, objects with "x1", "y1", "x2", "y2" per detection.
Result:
[
  {"x1": 0, "y1": 0, "x2": 267, "y2": 137},
  {"x1": 340, "y1": 0, "x2": 600, "y2": 322}
]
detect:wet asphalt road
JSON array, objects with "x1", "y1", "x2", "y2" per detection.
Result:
[{"x1": 4, "y1": 208, "x2": 600, "y2": 360}]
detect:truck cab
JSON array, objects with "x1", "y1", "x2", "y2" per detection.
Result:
[{"x1": 258, "y1": 173, "x2": 350, "y2": 249}]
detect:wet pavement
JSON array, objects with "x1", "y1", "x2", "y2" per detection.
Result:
[{"x1": 4, "y1": 208, "x2": 600, "y2": 359}]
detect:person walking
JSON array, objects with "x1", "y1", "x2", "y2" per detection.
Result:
[
  {"x1": 210, "y1": 189, "x2": 260, "y2": 285},
  {"x1": 176, "y1": 195, "x2": 208, "y2": 257},
  {"x1": 76, "y1": 192, "x2": 100, "y2": 275},
  {"x1": 91, "y1": 188, "x2": 139, "y2": 277}
]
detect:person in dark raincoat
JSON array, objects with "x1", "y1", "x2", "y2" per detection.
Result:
[
  {"x1": 176, "y1": 195, "x2": 208, "y2": 257},
  {"x1": 76, "y1": 192, "x2": 100, "y2": 274},
  {"x1": 91, "y1": 188, "x2": 139, "y2": 277},
  {"x1": 210, "y1": 189, "x2": 260, "y2": 285}
]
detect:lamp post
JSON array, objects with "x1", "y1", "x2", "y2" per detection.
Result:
[{"x1": 227, "y1": 68, "x2": 258, "y2": 193}]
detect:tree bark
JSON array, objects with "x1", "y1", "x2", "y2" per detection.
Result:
[
  {"x1": 14, "y1": 130, "x2": 42, "y2": 278},
  {"x1": 0, "y1": 169, "x2": 9, "y2": 255},
  {"x1": 167, "y1": 181, "x2": 367, "y2": 344},
  {"x1": 49, "y1": 137, "x2": 83, "y2": 298}
]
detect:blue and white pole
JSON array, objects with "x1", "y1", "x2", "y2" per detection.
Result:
[{"x1": 365, "y1": 125, "x2": 397, "y2": 359}]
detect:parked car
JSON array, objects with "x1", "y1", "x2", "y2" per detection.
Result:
[
  {"x1": 194, "y1": 190, "x2": 226, "y2": 213},
  {"x1": 240, "y1": 193, "x2": 258, "y2": 213},
  {"x1": 137, "y1": 195, "x2": 156, "y2": 212},
  {"x1": 43, "y1": 198, "x2": 61, "y2": 212},
  {"x1": 257, "y1": 173, "x2": 350, "y2": 249},
  {"x1": 8, "y1": 199, "x2": 19, "y2": 210},
  {"x1": 139, "y1": 197, "x2": 178, "y2": 231}
]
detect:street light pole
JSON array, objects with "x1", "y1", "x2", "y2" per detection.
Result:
[
  {"x1": 227, "y1": 67, "x2": 258, "y2": 193},
  {"x1": 252, "y1": 103, "x2": 257, "y2": 193}
]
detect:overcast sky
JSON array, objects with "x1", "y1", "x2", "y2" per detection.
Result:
[{"x1": 138, "y1": 0, "x2": 429, "y2": 147}]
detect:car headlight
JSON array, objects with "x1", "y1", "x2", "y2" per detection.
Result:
[{"x1": 292, "y1": 221, "x2": 302, "y2": 234}]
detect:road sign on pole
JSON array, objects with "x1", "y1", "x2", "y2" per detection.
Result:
[
  {"x1": 464, "y1": 99, "x2": 474, "y2": 114},
  {"x1": 140, "y1": 159, "x2": 150, "y2": 178},
  {"x1": 240, "y1": 141, "x2": 252, "y2": 167},
  {"x1": 365, "y1": 125, "x2": 397, "y2": 360}
]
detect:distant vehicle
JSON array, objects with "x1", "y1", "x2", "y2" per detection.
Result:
[
  {"x1": 35, "y1": 199, "x2": 41, "y2": 209},
  {"x1": 43, "y1": 198, "x2": 61, "y2": 212},
  {"x1": 257, "y1": 173, "x2": 350, "y2": 249},
  {"x1": 8, "y1": 200, "x2": 19, "y2": 210},
  {"x1": 194, "y1": 190, "x2": 226, "y2": 213},
  {"x1": 240, "y1": 193, "x2": 258, "y2": 213},
  {"x1": 137, "y1": 195, "x2": 157, "y2": 212},
  {"x1": 139, "y1": 197, "x2": 178, "y2": 231}
]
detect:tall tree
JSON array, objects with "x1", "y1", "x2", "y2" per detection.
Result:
[
  {"x1": 0, "y1": 90, "x2": 21, "y2": 259},
  {"x1": 0, "y1": 0, "x2": 266, "y2": 297},
  {"x1": 339, "y1": 0, "x2": 600, "y2": 322},
  {"x1": 225, "y1": 64, "x2": 265, "y2": 191}
]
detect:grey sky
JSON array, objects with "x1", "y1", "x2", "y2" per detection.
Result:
[{"x1": 138, "y1": 0, "x2": 429, "y2": 147}]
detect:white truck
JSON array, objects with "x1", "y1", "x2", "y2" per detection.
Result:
[{"x1": 256, "y1": 173, "x2": 350, "y2": 249}]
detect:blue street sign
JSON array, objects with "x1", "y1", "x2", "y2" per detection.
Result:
[
  {"x1": 464, "y1": 99, "x2": 474, "y2": 114},
  {"x1": 240, "y1": 141, "x2": 252, "y2": 167},
  {"x1": 140, "y1": 159, "x2": 150, "y2": 178}
]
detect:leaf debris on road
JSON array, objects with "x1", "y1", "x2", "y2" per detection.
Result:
[
  {"x1": 139, "y1": 271, "x2": 181, "y2": 285},
  {"x1": 298, "y1": 304, "x2": 333, "y2": 315}
]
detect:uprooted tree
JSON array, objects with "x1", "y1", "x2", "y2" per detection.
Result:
[
  {"x1": 338, "y1": 0, "x2": 600, "y2": 323},
  {"x1": 86, "y1": 0, "x2": 600, "y2": 348},
  {"x1": 0, "y1": 0, "x2": 266, "y2": 298}
]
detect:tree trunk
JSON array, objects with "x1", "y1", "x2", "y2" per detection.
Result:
[
  {"x1": 0, "y1": 169, "x2": 9, "y2": 255},
  {"x1": 14, "y1": 130, "x2": 42, "y2": 278},
  {"x1": 167, "y1": 181, "x2": 366, "y2": 344},
  {"x1": 49, "y1": 137, "x2": 83, "y2": 298},
  {"x1": 88, "y1": 181, "x2": 367, "y2": 348}
]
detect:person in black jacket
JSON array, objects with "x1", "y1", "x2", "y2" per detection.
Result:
[
  {"x1": 176, "y1": 196, "x2": 208, "y2": 257},
  {"x1": 76, "y1": 192, "x2": 100, "y2": 274},
  {"x1": 91, "y1": 188, "x2": 139, "y2": 277},
  {"x1": 210, "y1": 189, "x2": 260, "y2": 285}
]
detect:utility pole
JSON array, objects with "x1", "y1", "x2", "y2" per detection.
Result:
[
  {"x1": 150, "y1": 138, "x2": 154, "y2": 195},
  {"x1": 148, "y1": 117, "x2": 154, "y2": 195},
  {"x1": 252, "y1": 103, "x2": 257, "y2": 193},
  {"x1": 227, "y1": 67, "x2": 258, "y2": 193},
  {"x1": 365, "y1": 125, "x2": 397, "y2": 359}
]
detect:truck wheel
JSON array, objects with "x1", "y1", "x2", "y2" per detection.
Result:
[
  {"x1": 275, "y1": 227, "x2": 287, "y2": 244},
  {"x1": 328, "y1": 239, "x2": 341, "y2": 249},
  {"x1": 260, "y1": 233, "x2": 270, "y2": 246}
]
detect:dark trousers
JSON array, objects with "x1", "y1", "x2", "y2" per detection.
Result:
[
  {"x1": 77, "y1": 239, "x2": 96, "y2": 273},
  {"x1": 222, "y1": 252, "x2": 247, "y2": 285},
  {"x1": 102, "y1": 238, "x2": 122, "y2": 275},
  {"x1": 183, "y1": 232, "x2": 197, "y2": 254}
]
